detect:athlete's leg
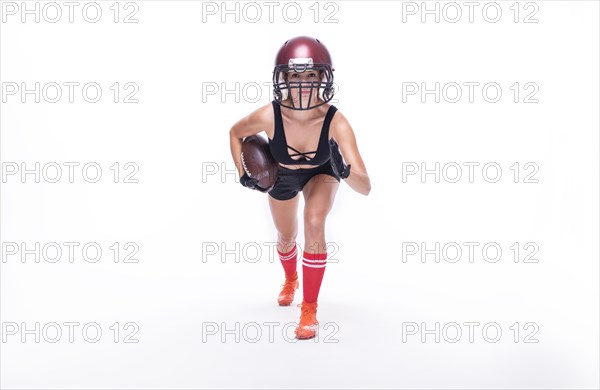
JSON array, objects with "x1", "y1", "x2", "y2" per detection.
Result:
[
  {"x1": 294, "y1": 173, "x2": 339, "y2": 338},
  {"x1": 268, "y1": 192, "x2": 301, "y2": 282},
  {"x1": 268, "y1": 192, "x2": 301, "y2": 305},
  {"x1": 268, "y1": 193, "x2": 300, "y2": 253},
  {"x1": 301, "y1": 174, "x2": 340, "y2": 303}
]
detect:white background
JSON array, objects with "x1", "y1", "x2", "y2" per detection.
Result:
[{"x1": 1, "y1": 1, "x2": 599, "y2": 389}]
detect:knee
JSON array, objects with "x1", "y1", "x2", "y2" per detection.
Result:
[
  {"x1": 277, "y1": 231, "x2": 297, "y2": 246},
  {"x1": 304, "y1": 213, "x2": 326, "y2": 237}
]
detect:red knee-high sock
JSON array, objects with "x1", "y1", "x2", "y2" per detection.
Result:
[
  {"x1": 302, "y1": 250, "x2": 327, "y2": 303},
  {"x1": 277, "y1": 243, "x2": 298, "y2": 279}
]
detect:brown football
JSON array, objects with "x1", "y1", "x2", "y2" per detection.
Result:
[{"x1": 241, "y1": 134, "x2": 279, "y2": 191}]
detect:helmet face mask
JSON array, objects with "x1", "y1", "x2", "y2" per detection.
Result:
[
  {"x1": 272, "y1": 37, "x2": 335, "y2": 110},
  {"x1": 273, "y1": 64, "x2": 334, "y2": 110}
]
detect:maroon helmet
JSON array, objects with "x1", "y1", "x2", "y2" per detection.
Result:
[{"x1": 272, "y1": 36, "x2": 335, "y2": 110}]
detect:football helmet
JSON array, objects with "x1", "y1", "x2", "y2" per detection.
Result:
[{"x1": 272, "y1": 36, "x2": 335, "y2": 110}]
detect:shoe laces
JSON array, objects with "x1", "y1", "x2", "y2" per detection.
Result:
[
  {"x1": 280, "y1": 276, "x2": 297, "y2": 296},
  {"x1": 296, "y1": 301, "x2": 318, "y2": 326}
]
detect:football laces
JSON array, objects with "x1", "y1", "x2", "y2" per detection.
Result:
[{"x1": 241, "y1": 152, "x2": 250, "y2": 176}]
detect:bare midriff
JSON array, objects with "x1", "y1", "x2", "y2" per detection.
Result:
[{"x1": 278, "y1": 162, "x2": 322, "y2": 170}]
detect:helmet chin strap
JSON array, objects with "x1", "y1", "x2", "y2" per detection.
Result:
[{"x1": 281, "y1": 97, "x2": 328, "y2": 111}]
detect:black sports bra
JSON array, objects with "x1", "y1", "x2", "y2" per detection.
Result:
[{"x1": 269, "y1": 100, "x2": 338, "y2": 166}]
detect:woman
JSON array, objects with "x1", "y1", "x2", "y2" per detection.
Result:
[{"x1": 229, "y1": 36, "x2": 371, "y2": 340}]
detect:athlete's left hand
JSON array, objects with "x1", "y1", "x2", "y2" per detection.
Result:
[{"x1": 329, "y1": 138, "x2": 351, "y2": 179}]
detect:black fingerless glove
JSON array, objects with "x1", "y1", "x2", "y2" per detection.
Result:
[
  {"x1": 240, "y1": 172, "x2": 269, "y2": 193},
  {"x1": 329, "y1": 138, "x2": 351, "y2": 179}
]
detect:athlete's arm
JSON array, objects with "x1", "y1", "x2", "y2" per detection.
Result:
[
  {"x1": 330, "y1": 111, "x2": 371, "y2": 196},
  {"x1": 229, "y1": 104, "x2": 272, "y2": 177}
]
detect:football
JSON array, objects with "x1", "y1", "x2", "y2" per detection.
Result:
[{"x1": 241, "y1": 134, "x2": 279, "y2": 191}]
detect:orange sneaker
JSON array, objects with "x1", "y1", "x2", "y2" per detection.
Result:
[
  {"x1": 277, "y1": 272, "x2": 299, "y2": 306},
  {"x1": 295, "y1": 300, "x2": 319, "y2": 339}
]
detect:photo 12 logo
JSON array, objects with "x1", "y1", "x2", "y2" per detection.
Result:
[
  {"x1": 202, "y1": 321, "x2": 340, "y2": 343},
  {"x1": 1, "y1": 82, "x2": 140, "y2": 103},
  {"x1": 201, "y1": 81, "x2": 341, "y2": 105},
  {"x1": 402, "y1": 82, "x2": 539, "y2": 103},
  {"x1": 1, "y1": 2, "x2": 140, "y2": 23},
  {"x1": 2, "y1": 241, "x2": 140, "y2": 264},
  {"x1": 2, "y1": 322, "x2": 140, "y2": 343},
  {"x1": 401, "y1": 2, "x2": 539, "y2": 23},
  {"x1": 2, "y1": 162, "x2": 140, "y2": 184},
  {"x1": 402, "y1": 162, "x2": 539, "y2": 184},
  {"x1": 402, "y1": 321, "x2": 540, "y2": 343},
  {"x1": 200, "y1": 1, "x2": 340, "y2": 24},
  {"x1": 401, "y1": 241, "x2": 539, "y2": 263},
  {"x1": 200, "y1": 162, "x2": 339, "y2": 185},
  {"x1": 201, "y1": 241, "x2": 340, "y2": 264}
]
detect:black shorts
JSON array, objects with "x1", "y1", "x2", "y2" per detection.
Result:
[{"x1": 268, "y1": 162, "x2": 341, "y2": 201}]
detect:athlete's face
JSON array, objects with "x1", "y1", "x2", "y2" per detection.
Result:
[{"x1": 285, "y1": 70, "x2": 323, "y2": 109}]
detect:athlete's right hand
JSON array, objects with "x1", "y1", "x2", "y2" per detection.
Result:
[
  {"x1": 240, "y1": 172, "x2": 258, "y2": 189},
  {"x1": 240, "y1": 172, "x2": 268, "y2": 193}
]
